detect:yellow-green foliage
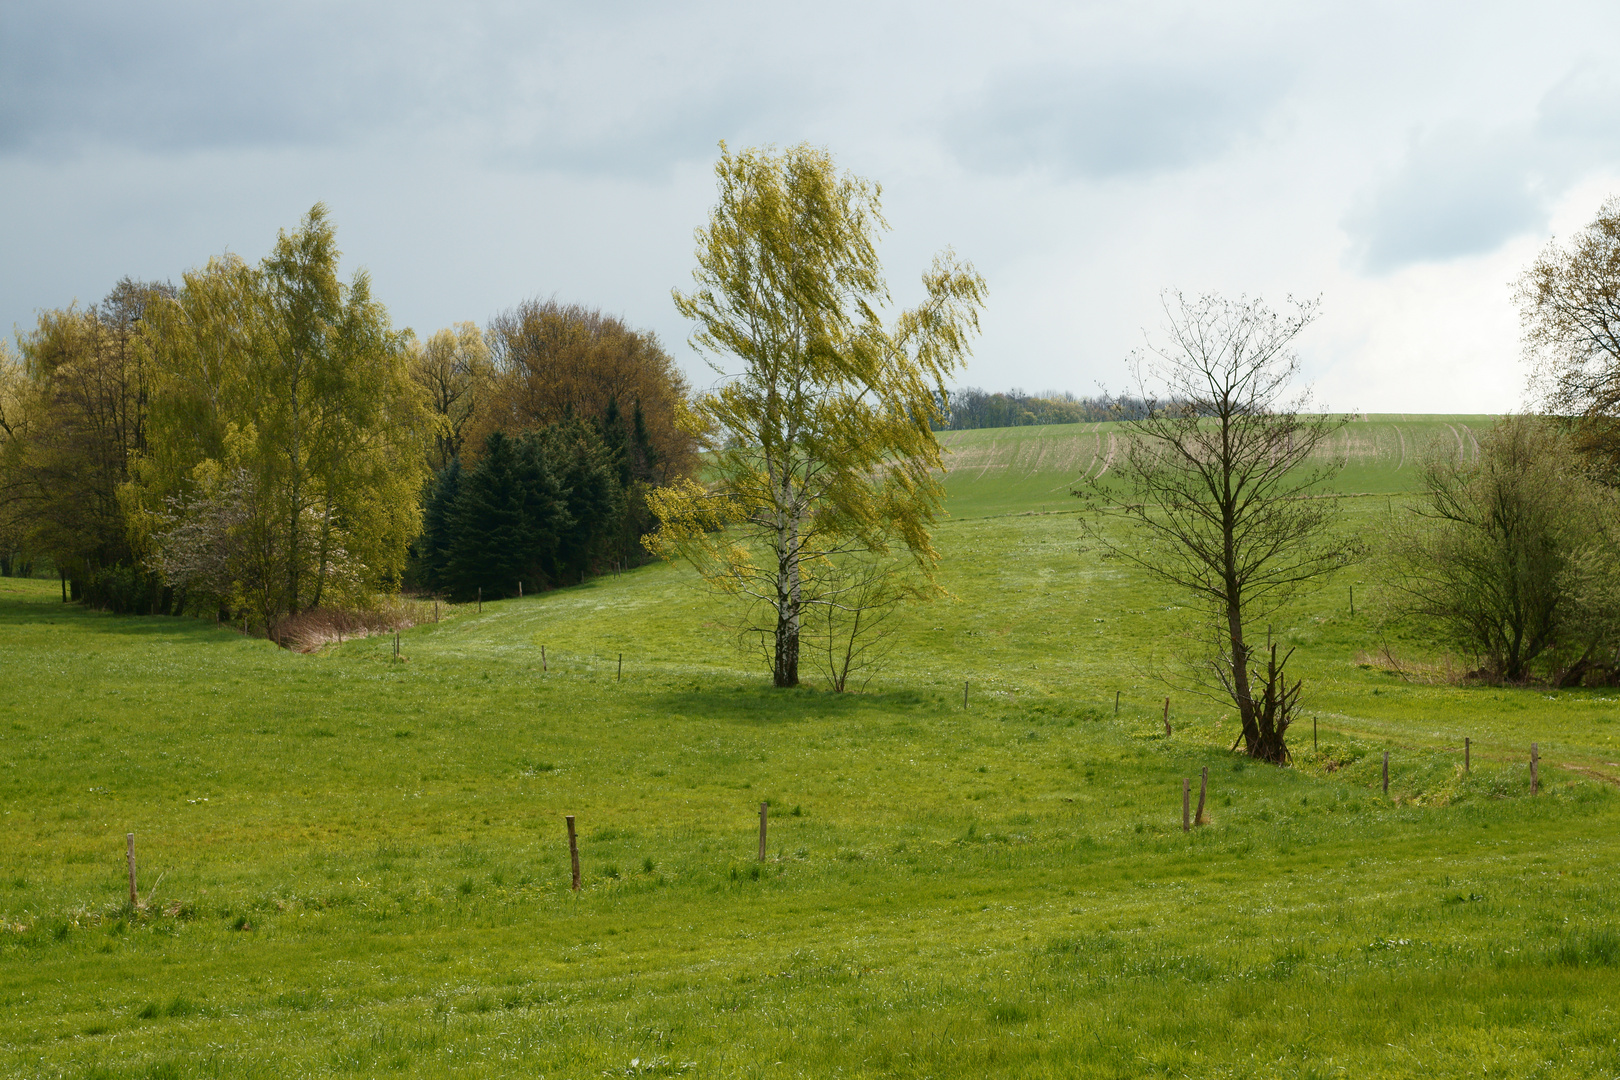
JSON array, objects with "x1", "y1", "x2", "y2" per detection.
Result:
[
  {"x1": 135, "y1": 204, "x2": 429, "y2": 619},
  {"x1": 653, "y1": 143, "x2": 985, "y2": 685}
]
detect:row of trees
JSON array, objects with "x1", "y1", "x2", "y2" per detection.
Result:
[
  {"x1": 941, "y1": 387, "x2": 1147, "y2": 429},
  {"x1": 0, "y1": 205, "x2": 696, "y2": 627}
]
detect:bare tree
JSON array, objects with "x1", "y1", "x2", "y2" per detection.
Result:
[
  {"x1": 810, "y1": 555, "x2": 916, "y2": 692},
  {"x1": 1079, "y1": 293, "x2": 1352, "y2": 763}
]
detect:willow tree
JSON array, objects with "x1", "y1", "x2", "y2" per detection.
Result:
[{"x1": 647, "y1": 143, "x2": 985, "y2": 688}]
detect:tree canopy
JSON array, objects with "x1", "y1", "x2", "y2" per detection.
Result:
[
  {"x1": 133, "y1": 204, "x2": 430, "y2": 624},
  {"x1": 648, "y1": 143, "x2": 985, "y2": 688}
]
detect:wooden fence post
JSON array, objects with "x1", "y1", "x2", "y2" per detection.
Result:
[
  {"x1": 759, "y1": 802, "x2": 768, "y2": 861},
  {"x1": 1382, "y1": 751, "x2": 1390, "y2": 795},
  {"x1": 1531, "y1": 743, "x2": 1539, "y2": 795},
  {"x1": 1313, "y1": 715, "x2": 1318, "y2": 752},
  {"x1": 963, "y1": 680, "x2": 969, "y2": 710},
  {"x1": 541, "y1": 645, "x2": 547, "y2": 673},
  {"x1": 1162, "y1": 697, "x2": 1171, "y2": 736},
  {"x1": 566, "y1": 815, "x2": 580, "y2": 891},
  {"x1": 477, "y1": 587, "x2": 482, "y2": 614},
  {"x1": 1195, "y1": 766, "x2": 1208, "y2": 826},
  {"x1": 518, "y1": 581, "x2": 522, "y2": 598},
  {"x1": 618, "y1": 653, "x2": 623, "y2": 682},
  {"x1": 1114, "y1": 690, "x2": 1120, "y2": 715},
  {"x1": 1349, "y1": 584, "x2": 1354, "y2": 615},
  {"x1": 1182, "y1": 779, "x2": 1190, "y2": 833},
  {"x1": 126, "y1": 833, "x2": 138, "y2": 908},
  {"x1": 1465, "y1": 737, "x2": 1470, "y2": 773}
]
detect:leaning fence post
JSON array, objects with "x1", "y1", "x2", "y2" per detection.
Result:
[
  {"x1": 759, "y1": 802, "x2": 768, "y2": 861},
  {"x1": 566, "y1": 815, "x2": 580, "y2": 891},
  {"x1": 126, "y1": 833, "x2": 138, "y2": 908},
  {"x1": 1382, "y1": 751, "x2": 1390, "y2": 795},
  {"x1": 1195, "y1": 766, "x2": 1208, "y2": 826}
]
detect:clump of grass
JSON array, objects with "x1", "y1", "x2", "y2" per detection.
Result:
[{"x1": 1551, "y1": 929, "x2": 1620, "y2": 967}]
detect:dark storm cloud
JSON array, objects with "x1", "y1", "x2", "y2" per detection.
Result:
[
  {"x1": 0, "y1": 0, "x2": 782, "y2": 174},
  {"x1": 0, "y1": 2, "x2": 436, "y2": 152},
  {"x1": 946, "y1": 61, "x2": 1290, "y2": 178}
]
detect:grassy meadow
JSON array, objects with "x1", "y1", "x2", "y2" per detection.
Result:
[{"x1": 4, "y1": 414, "x2": 1620, "y2": 1078}]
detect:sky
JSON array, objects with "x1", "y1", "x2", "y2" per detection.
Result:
[{"x1": 3, "y1": 0, "x2": 1618, "y2": 413}]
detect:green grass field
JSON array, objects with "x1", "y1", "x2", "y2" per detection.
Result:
[{"x1": 4, "y1": 416, "x2": 1620, "y2": 1079}]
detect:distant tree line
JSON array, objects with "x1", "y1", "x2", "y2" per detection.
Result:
[
  {"x1": 0, "y1": 206, "x2": 697, "y2": 630},
  {"x1": 938, "y1": 387, "x2": 1151, "y2": 430}
]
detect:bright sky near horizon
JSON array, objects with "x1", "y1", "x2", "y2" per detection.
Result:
[{"x1": 3, "y1": 1, "x2": 1618, "y2": 412}]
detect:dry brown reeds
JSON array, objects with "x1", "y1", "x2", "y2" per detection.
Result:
[{"x1": 272, "y1": 598, "x2": 452, "y2": 653}]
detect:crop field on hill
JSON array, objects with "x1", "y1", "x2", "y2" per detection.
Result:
[{"x1": 4, "y1": 418, "x2": 1620, "y2": 1079}]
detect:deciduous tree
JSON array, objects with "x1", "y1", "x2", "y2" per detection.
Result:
[
  {"x1": 647, "y1": 143, "x2": 985, "y2": 688},
  {"x1": 139, "y1": 204, "x2": 429, "y2": 623},
  {"x1": 1519, "y1": 195, "x2": 1620, "y2": 483},
  {"x1": 1080, "y1": 293, "x2": 1349, "y2": 763},
  {"x1": 1382, "y1": 416, "x2": 1620, "y2": 685}
]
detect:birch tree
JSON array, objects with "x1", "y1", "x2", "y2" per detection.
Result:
[{"x1": 647, "y1": 143, "x2": 985, "y2": 688}]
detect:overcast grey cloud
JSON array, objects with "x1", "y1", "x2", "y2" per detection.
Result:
[
  {"x1": 1346, "y1": 125, "x2": 1550, "y2": 271},
  {"x1": 949, "y1": 61, "x2": 1290, "y2": 178},
  {"x1": 5, "y1": 1, "x2": 1620, "y2": 412}
]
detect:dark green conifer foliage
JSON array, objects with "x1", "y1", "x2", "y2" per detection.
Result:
[
  {"x1": 444, "y1": 432, "x2": 569, "y2": 599},
  {"x1": 541, "y1": 417, "x2": 624, "y2": 581},
  {"x1": 413, "y1": 459, "x2": 462, "y2": 592}
]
